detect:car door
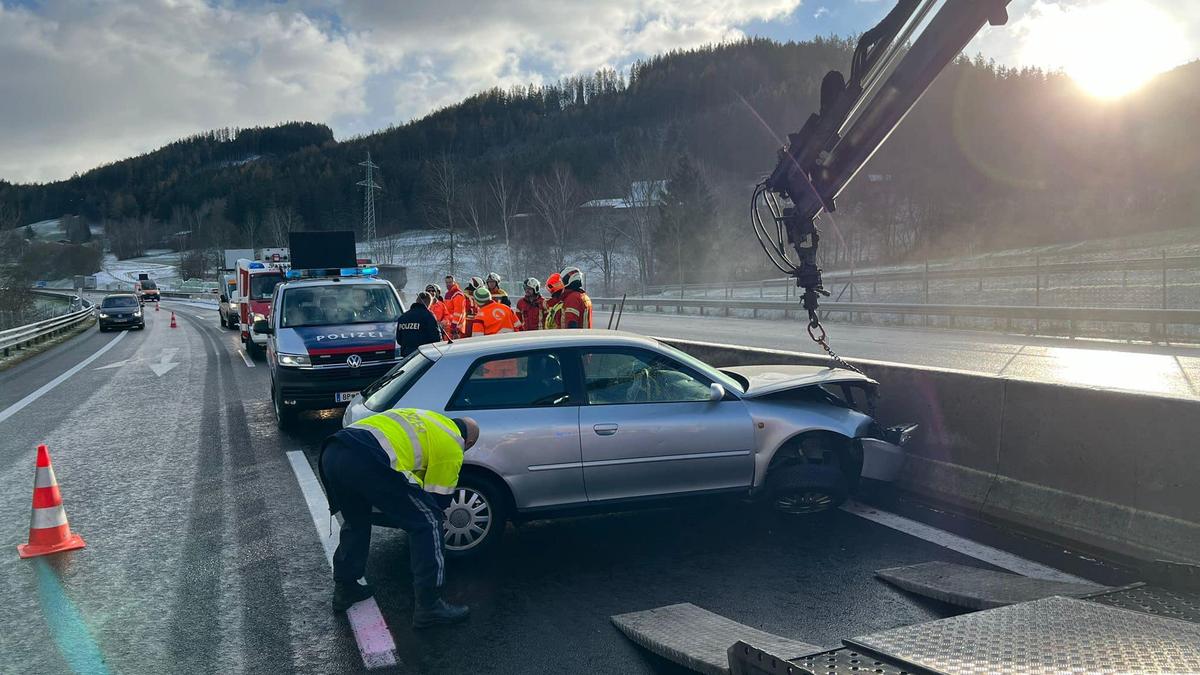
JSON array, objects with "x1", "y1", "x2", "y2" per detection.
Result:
[
  {"x1": 575, "y1": 346, "x2": 755, "y2": 503},
  {"x1": 443, "y1": 349, "x2": 585, "y2": 510}
]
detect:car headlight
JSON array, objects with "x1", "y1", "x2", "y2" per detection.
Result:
[
  {"x1": 133, "y1": 310, "x2": 142, "y2": 317},
  {"x1": 98, "y1": 312, "x2": 109, "y2": 318},
  {"x1": 253, "y1": 312, "x2": 267, "y2": 323},
  {"x1": 277, "y1": 352, "x2": 311, "y2": 367}
]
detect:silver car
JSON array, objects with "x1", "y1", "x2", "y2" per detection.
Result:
[{"x1": 342, "y1": 330, "x2": 915, "y2": 556}]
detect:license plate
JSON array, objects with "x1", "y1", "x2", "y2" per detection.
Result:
[{"x1": 335, "y1": 391, "x2": 359, "y2": 403}]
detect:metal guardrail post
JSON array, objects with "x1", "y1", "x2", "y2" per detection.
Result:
[{"x1": 1035, "y1": 256, "x2": 1041, "y2": 334}]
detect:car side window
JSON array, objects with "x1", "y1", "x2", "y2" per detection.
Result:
[
  {"x1": 581, "y1": 349, "x2": 712, "y2": 405},
  {"x1": 449, "y1": 351, "x2": 571, "y2": 410}
]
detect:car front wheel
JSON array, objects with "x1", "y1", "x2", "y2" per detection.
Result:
[
  {"x1": 442, "y1": 475, "x2": 508, "y2": 558},
  {"x1": 272, "y1": 379, "x2": 298, "y2": 430},
  {"x1": 766, "y1": 464, "x2": 848, "y2": 515}
]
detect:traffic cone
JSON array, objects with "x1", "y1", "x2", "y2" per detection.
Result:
[
  {"x1": 170, "y1": 312, "x2": 177, "y2": 328},
  {"x1": 17, "y1": 445, "x2": 86, "y2": 559},
  {"x1": 155, "y1": 302, "x2": 160, "y2": 312}
]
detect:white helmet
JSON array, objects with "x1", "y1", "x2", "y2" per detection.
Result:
[
  {"x1": 486, "y1": 272, "x2": 502, "y2": 285},
  {"x1": 560, "y1": 266, "x2": 583, "y2": 288},
  {"x1": 523, "y1": 277, "x2": 541, "y2": 293},
  {"x1": 468, "y1": 276, "x2": 484, "y2": 289}
]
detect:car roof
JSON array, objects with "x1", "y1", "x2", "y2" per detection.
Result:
[
  {"x1": 103, "y1": 293, "x2": 137, "y2": 298},
  {"x1": 420, "y1": 330, "x2": 661, "y2": 360}
]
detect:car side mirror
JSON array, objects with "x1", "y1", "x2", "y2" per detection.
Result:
[
  {"x1": 219, "y1": 294, "x2": 228, "y2": 302},
  {"x1": 252, "y1": 319, "x2": 272, "y2": 335},
  {"x1": 709, "y1": 383, "x2": 726, "y2": 402}
]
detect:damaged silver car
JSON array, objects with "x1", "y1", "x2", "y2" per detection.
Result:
[{"x1": 343, "y1": 330, "x2": 916, "y2": 556}]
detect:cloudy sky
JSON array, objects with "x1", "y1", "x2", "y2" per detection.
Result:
[{"x1": 1, "y1": 0, "x2": 1196, "y2": 184}]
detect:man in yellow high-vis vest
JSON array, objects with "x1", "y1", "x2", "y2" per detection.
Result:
[{"x1": 319, "y1": 408, "x2": 480, "y2": 627}]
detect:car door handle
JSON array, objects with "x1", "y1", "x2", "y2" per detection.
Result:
[{"x1": 593, "y1": 423, "x2": 619, "y2": 436}]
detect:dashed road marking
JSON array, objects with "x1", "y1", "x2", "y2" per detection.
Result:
[
  {"x1": 0, "y1": 330, "x2": 128, "y2": 426},
  {"x1": 841, "y1": 500, "x2": 1089, "y2": 583},
  {"x1": 238, "y1": 349, "x2": 255, "y2": 368},
  {"x1": 286, "y1": 451, "x2": 398, "y2": 669}
]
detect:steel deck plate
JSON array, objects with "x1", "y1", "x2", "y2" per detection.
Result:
[
  {"x1": 612, "y1": 603, "x2": 822, "y2": 675},
  {"x1": 846, "y1": 596, "x2": 1200, "y2": 675},
  {"x1": 875, "y1": 561, "x2": 1112, "y2": 610},
  {"x1": 1088, "y1": 585, "x2": 1200, "y2": 625}
]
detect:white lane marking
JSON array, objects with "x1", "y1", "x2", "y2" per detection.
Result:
[
  {"x1": 238, "y1": 349, "x2": 255, "y2": 368},
  {"x1": 286, "y1": 451, "x2": 398, "y2": 669},
  {"x1": 841, "y1": 500, "x2": 1090, "y2": 583},
  {"x1": 0, "y1": 330, "x2": 128, "y2": 426}
]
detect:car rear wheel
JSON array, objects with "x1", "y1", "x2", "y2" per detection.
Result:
[
  {"x1": 766, "y1": 464, "x2": 848, "y2": 515},
  {"x1": 442, "y1": 474, "x2": 508, "y2": 558}
]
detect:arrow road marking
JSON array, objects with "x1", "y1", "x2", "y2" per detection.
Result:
[{"x1": 148, "y1": 348, "x2": 179, "y2": 377}]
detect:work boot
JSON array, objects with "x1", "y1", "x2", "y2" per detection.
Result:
[
  {"x1": 332, "y1": 581, "x2": 375, "y2": 612},
  {"x1": 412, "y1": 598, "x2": 470, "y2": 629}
]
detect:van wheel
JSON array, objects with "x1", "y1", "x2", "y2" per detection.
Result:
[{"x1": 272, "y1": 380, "x2": 298, "y2": 430}]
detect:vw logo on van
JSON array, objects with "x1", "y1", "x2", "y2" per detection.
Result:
[{"x1": 346, "y1": 354, "x2": 363, "y2": 369}]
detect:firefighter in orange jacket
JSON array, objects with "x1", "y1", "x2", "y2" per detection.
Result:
[
  {"x1": 425, "y1": 284, "x2": 447, "y2": 333},
  {"x1": 442, "y1": 276, "x2": 468, "y2": 338},
  {"x1": 466, "y1": 286, "x2": 519, "y2": 336},
  {"x1": 559, "y1": 267, "x2": 592, "y2": 329},
  {"x1": 543, "y1": 273, "x2": 565, "y2": 329},
  {"x1": 464, "y1": 276, "x2": 484, "y2": 324},
  {"x1": 515, "y1": 277, "x2": 545, "y2": 331}
]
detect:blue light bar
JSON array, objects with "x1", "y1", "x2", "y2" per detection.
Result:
[
  {"x1": 285, "y1": 269, "x2": 302, "y2": 279},
  {"x1": 249, "y1": 261, "x2": 265, "y2": 269}
]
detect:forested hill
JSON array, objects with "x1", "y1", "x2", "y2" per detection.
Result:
[{"x1": 2, "y1": 37, "x2": 1199, "y2": 266}]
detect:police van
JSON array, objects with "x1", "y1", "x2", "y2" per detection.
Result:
[{"x1": 254, "y1": 264, "x2": 406, "y2": 429}]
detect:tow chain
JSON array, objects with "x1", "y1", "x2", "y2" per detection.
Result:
[{"x1": 806, "y1": 317, "x2": 864, "y2": 376}]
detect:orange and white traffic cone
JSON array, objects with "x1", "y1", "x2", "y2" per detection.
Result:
[
  {"x1": 17, "y1": 444, "x2": 86, "y2": 559},
  {"x1": 155, "y1": 302, "x2": 160, "y2": 312},
  {"x1": 170, "y1": 312, "x2": 177, "y2": 328}
]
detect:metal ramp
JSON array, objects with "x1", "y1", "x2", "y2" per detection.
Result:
[
  {"x1": 875, "y1": 560, "x2": 1115, "y2": 610},
  {"x1": 611, "y1": 603, "x2": 821, "y2": 675}
]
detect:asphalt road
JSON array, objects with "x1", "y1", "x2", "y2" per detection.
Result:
[
  {"x1": 0, "y1": 302, "x2": 1135, "y2": 673},
  {"x1": 615, "y1": 311, "x2": 1200, "y2": 399}
]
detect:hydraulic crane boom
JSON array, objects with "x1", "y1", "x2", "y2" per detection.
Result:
[{"x1": 753, "y1": 0, "x2": 1011, "y2": 329}]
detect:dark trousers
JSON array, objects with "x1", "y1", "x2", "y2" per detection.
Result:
[{"x1": 320, "y1": 438, "x2": 447, "y2": 602}]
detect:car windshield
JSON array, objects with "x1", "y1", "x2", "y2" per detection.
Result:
[
  {"x1": 250, "y1": 273, "x2": 284, "y2": 300},
  {"x1": 280, "y1": 284, "x2": 401, "y2": 328},
  {"x1": 653, "y1": 340, "x2": 745, "y2": 393},
  {"x1": 102, "y1": 296, "x2": 138, "y2": 308}
]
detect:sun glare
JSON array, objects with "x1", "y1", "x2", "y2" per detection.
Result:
[{"x1": 1020, "y1": 0, "x2": 1190, "y2": 99}]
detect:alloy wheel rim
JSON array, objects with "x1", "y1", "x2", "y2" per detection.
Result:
[
  {"x1": 774, "y1": 490, "x2": 833, "y2": 514},
  {"x1": 443, "y1": 487, "x2": 491, "y2": 551}
]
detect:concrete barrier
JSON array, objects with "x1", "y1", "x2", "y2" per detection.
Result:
[{"x1": 661, "y1": 337, "x2": 1200, "y2": 565}]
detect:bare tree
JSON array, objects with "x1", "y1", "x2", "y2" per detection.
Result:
[
  {"x1": 244, "y1": 212, "x2": 259, "y2": 251},
  {"x1": 265, "y1": 205, "x2": 301, "y2": 246},
  {"x1": 614, "y1": 143, "x2": 667, "y2": 291},
  {"x1": 528, "y1": 163, "x2": 581, "y2": 272},
  {"x1": 462, "y1": 184, "x2": 496, "y2": 274},
  {"x1": 423, "y1": 154, "x2": 459, "y2": 275},
  {"x1": 489, "y1": 168, "x2": 520, "y2": 283}
]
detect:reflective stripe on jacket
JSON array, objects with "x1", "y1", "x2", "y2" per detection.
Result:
[
  {"x1": 349, "y1": 408, "x2": 465, "y2": 495},
  {"x1": 544, "y1": 294, "x2": 564, "y2": 329}
]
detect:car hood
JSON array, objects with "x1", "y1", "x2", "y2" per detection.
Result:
[
  {"x1": 723, "y1": 364, "x2": 876, "y2": 398},
  {"x1": 276, "y1": 321, "x2": 397, "y2": 357}
]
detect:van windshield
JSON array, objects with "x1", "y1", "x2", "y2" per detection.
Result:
[
  {"x1": 250, "y1": 273, "x2": 284, "y2": 300},
  {"x1": 280, "y1": 284, "x2": 401, "y2": 328}
]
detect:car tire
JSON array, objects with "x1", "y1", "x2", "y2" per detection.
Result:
[
  {"x1": 246, "y1": 340, "x2": 263, "y2": 358},
  {"x1": 272, "y1": 379, "x2": 298, "y2": 430},
  {"x1": 442, "y1": 473, "x2": 509, "y2": 559},
  {"x1": 98, "y1": 325, "x2": 107, "y2": 332},
  {"x1": 766, "y1": 464, "x2": 849, "y2": 515}
]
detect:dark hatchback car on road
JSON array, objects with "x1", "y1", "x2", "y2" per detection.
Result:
[{"x1": 97, "y1": 293, "x2": 145, "y2": 331}]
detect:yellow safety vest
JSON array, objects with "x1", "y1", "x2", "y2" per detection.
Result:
[{"x1": 350, "y1": 408, "x2": 465, "y2": 495}]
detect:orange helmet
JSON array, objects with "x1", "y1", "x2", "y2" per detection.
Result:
[{"x1": 546, "y1": 272, "x2": 564, "y2": 293}]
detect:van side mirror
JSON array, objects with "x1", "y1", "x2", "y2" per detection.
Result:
[
  {"x1": 253, "y1": 319, "x2": 272, "y2": 335},
  {"x1": 219, "y1": 294, "x2": 228, "y2": 303},
  {"x1": 709, "y1": 383, "x2": 726, "y2": 402}
]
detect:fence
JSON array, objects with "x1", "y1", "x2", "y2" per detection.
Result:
[{"x1": 592, "y1": 296, "x2": 1200, "y2": 342}]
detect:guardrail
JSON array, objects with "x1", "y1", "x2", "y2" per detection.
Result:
[
  {"x1": 644, "y1": 253, "x2": 1200, "y2": 297},
  {"x1": 592, "y1": 296, "x2": 1200, "y2": 340},
  {"x1": 0, "y1": 294, "x2": 94, "y2": 357}
]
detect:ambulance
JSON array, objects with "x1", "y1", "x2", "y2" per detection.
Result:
[{"x1": 235, "y1": 256, "x2": 288, "y2": 356}]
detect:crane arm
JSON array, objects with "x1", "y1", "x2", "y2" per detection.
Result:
[{"x1": 753, "y1": 0, "x2": 1011, "y2": 327}]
